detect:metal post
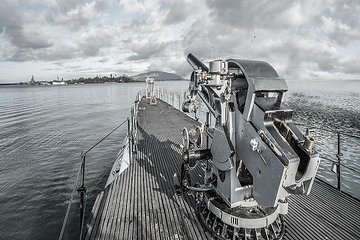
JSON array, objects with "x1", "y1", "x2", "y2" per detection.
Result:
[
  {"x1": 336, "y1": 131, "x2": 341, "y2": 191},
  {"x1": 205, "y1": 112, "x2": 210, "y2": 170},
  {"x1": 130, "y1": 117, "x2": 135, "y2": 156},
  {"x1": 128, "y1": 118, "x2": 132, "y2": 157},
  {"x1": 206, "y1": 112, "x2": 210, "y2": 149},
  {"x1": 178, "y1": 94, "x2": 181, "y2": 109},
  {"x1": 78, "y1": 153, "x2": 86, "y2": 238}
]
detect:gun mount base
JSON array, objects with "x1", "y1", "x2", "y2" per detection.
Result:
[{"x1": 197, "y1": 191, "x2": 285, "y2": 240}]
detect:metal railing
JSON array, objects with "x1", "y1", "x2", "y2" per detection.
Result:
[
  {"x1": 156, "y1": 88, "x2": 186, "y2": 111},
  {"x1": 58, "y1": 114, "x2": 136, "y2": 240},
  {"x1": 295, "y1": 124, "x2": 360, "y2": 192}
]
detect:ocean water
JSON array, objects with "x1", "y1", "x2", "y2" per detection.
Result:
[
  {"x1": 286, "y1": 80, "x2": 360, "y2": 196},
  {"x1": 0, "y1": 80, "x2": 359, "y2": 240}
]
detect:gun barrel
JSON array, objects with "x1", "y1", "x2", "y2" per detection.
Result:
[{"x1": 187, "y1": 53, "x2": 209, "y2": 72}]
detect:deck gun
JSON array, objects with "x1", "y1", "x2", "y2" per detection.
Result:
[{"x1": 175, "y1": 53, "x2": 320, "y2": 239}]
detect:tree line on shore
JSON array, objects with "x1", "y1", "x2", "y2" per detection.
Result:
[{"x1": 65, "y1": 74, "x2": 134, "y2": 84}]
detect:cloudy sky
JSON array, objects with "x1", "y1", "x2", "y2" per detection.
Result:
[{"x1": 0, "y1": 0, "x2": 359, "y2": 83}]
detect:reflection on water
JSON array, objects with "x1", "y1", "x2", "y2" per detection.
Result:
[{"x1": 0, "y1": 80, "x2": 358, "y2": 239}]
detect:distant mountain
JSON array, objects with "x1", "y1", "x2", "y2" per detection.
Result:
[{"x1": 131, "y1": 71, "x2": 184, "y2": 82}]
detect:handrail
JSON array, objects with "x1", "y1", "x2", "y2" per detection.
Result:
[
  {"x1": 295, "y1": 126, "x2": 359, "y2": 191},
  {"x1": 320, "y1": 155, "x2": 360, "y2": 175},
  {"x1": 295, "y1": 123, "x2": 360, "y2": 139},
  {"x1": 58, "y1": 118, "x2": 129, "y2": 240},
  {"x1": 83, "y1": 119, "x2": 128, "y2": 156}
]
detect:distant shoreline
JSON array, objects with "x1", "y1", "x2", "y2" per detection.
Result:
[
  {"x1": 0, "y1": 79, "x2": 188, "y2": 87},
  {"x1": 0, "y1": 83, "x2": 18, "y2": 86}
]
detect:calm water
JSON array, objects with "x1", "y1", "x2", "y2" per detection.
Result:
[
  {"x1": 286, "y1": 80, "x2": 360, "y2": 196},
  {"x1": 0, "y1": 80, "x2": 359, "y2": 239}
]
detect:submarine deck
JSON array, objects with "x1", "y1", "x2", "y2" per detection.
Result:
[{"x1": 84, "y1": 98, "x2": 360, "y2": 240}]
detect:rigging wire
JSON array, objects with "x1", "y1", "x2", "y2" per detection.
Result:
[{"x1": 58, "y1": 118, "x2": 129, "y2": 240}]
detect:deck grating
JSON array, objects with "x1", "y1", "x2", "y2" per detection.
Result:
[{"x1": 84, "y1": 98, "x2": 360, "y2": 240}]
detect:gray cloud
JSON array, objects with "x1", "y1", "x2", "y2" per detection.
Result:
[
  {"x1": 45, "y1": 0, "x2": 116, "y2": 30},
  {"x1": 80, "y1": 32, "x2": 113, "y2": 57},
  {"x1": 0, "y1": 1, "x2": 52, "y2": 50},
  {"x1": 177, "y1": 0, "x2": 360, "y2": 79},
  {"x1": 206, "y1": 0, "x2": 300, "y2": 29},
  {"x1": 161, "y1": 0, "x2": 201, "y2": 25},
  {"x1": 320, "y1": 1, "x2": 360, "y2": 45},
  {"x1": 1, "y1": 0, "x2": 360, "y2": 82},
  {"x1": 127, "y1": 40, "x2": 172, "y2": 61}
]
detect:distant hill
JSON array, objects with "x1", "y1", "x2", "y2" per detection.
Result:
[{"x1": 132, "y1": 71, "x2": 184, "y2": 82}]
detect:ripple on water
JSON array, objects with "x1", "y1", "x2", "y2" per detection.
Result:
[
  {"x1": 0, "y1": 81, "x2": 359, "y2": 239},
  {"x1": 288, "y1": 88, "x2": 360, "y2": 199}
]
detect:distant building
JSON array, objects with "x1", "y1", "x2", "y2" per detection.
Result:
[
  {"x1": 30, "y1": 76, "x2": 35, "y2": 85},
  {"x1": 52, "y1": 81, "x2": 67, "y2": 85}
]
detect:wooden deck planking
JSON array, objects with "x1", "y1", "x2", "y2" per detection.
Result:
[
  {"x1": 85, "y1": 191, "x2": 104, "y2": 240},
  {"x1": 85, "y1": 98, "x2": 360, "y2": 240}
]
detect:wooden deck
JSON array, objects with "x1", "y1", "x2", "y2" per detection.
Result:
[{"x1": 84, "y1": 98, "x2": 360, "y2": 240}]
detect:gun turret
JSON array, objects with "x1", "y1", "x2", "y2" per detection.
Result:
[
  {"x1": 176, "y1": 53, "x2": 321, "y2": 240},
  {"x1": 187, "y1": 53, "x2": 209, "y2": 72}
]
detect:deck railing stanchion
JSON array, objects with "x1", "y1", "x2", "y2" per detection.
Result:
[
  {"x1": 205, "y1": 111, "x2": 210, "y2": 170},
  {"x1": 58, "y1": 117, "x2": 131, "y2": 240},
  {"x1": 127, "y1": 118, "x2": 132, "y2": 158},
  {"x1": 336, "y1": 131, "x2": 342, "y2": 191},
  {"x1": 78, "y1": 153, "x2": 86, "y2": 239}
]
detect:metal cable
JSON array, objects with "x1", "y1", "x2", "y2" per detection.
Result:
[
  {"x1": 320, "y1": 155, "x2": 360, "y2": 175},
  {"x1": 83, "y1": 118, "x2": 128, "y2": 155},
  {"x1": 295, "y1": 123, "x2": 360, "y2": 139},
  {"x1": 341, "y1": 164, "x2": 360, "y2": 175},
  {"x1": 320, "y1": 155, "x2": 337, "y2": 163},
  {"x1": 341, "y1": 132, "x2": 360, "y2": 139},
  {"x1": 58, "y1": 163, "x2": 82, "y2": 240},
  {"x1": 58, "y1": 118, "x2": 129, "y2": 240}
]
